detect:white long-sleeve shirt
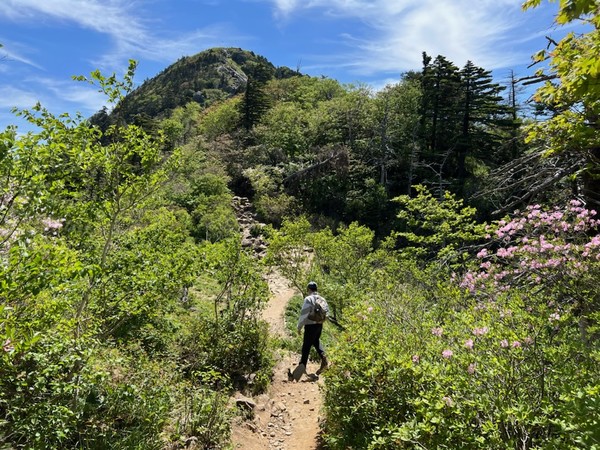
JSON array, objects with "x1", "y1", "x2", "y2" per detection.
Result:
[{"x1": 297, "y1": 293, "x2": 329, "y2": 332}]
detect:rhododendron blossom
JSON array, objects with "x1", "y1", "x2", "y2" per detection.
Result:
[
  {"x1": 473, "y1": 327, "x2": 489, "y2": 336},
  {"x1": 460, "y1": 201, "x2": 600, "y2": 296},
  {"x1": 2, "y1": 339, "x2": 14, "y2": 353}
]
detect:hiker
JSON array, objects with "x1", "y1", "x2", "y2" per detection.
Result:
[{"x1": 292, "y1": 281, "x2": 329, "y2": 380}]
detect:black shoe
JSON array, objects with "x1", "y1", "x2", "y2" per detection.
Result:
[
  {"x1": 316, "y1": 356, "x2": 329, "y2": 375},
  {"x1": 306, "y1": 373, "x2": 319, "y2": 382}
]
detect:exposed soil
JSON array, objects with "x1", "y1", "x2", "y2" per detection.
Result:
[{"x1": 230, "y1": 268, "x2": 324, "y2": 450}]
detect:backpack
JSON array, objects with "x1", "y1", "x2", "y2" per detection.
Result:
[{"x1": 307, "y1": 295, "x2": 328, "y2": 323}]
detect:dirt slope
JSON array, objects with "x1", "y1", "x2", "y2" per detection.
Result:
[{"x1": 230, "y1": 269, "x2": 324, "y2": 450}]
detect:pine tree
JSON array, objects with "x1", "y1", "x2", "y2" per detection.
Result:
[
  {"x1": 456, "y1": 61, "x2": 513, "y2": 179},
  {"x1": 239, "y1": 76, "x2": 270, "y2": 131},
  {"x1": 418, "y1": 53, "x2": 462, "y2": 195}
]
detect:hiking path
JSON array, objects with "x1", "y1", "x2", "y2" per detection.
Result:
[{"x1": 230, "y1": 268, "x2": 324, "y2": 450}]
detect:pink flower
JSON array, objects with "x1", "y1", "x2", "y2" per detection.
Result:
[
  {"x1": 472, "y1": 327, "x2": 489, "y2": 336},
  {"x1": 500, "y1": 339, "x2": 509, "y2": 348},
  {"x1": 464, "y1": 339, "x2": 474, "y2": 350},
  {"x1": 467, "y1": 363, "x2": 476, "y2": 374},
  {"x1": 549, "y1": 313, "x2": 561, "y2": 322},
  {"x1": 431, "y1": 327, "x2": 443, "y2": 337},
  {"x1": 442, "y1": 349, "x2": 453, "y2": 359},
  {"x1": 523, "y1": 336, "x2": 534, "y2": 346},
  {"x1": 412, "y1": 355, "x2": 420, "y2": 364},
  {"x1": 511, "y1": 341, "x2": 521, "y2": 348},
  {"x1": 476, "y1": 248, "x2": 488, "y2": 258},
  {"x1": 2, "y1": 339, "x2": 14, "y2": 353},
  {"x1": 42, "y1": 218, "x2": 63, "y2": 231},
  {"x1": 442, "y1": 396, "x2": 454, "y2": 407}
]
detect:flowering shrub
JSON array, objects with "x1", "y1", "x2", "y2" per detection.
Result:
[
  {"x1": 323, "y1": 200, "x2": 600, "y2": 449},
  {"x1": 461, "y1": 201, "x2": 600, "y2": 344},
  {"x1": 325, "y1": 284, "x2": 600, "y2": 449}
]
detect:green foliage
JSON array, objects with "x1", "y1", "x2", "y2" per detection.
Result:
[
  {"x1": 181, "y1": 239, "x2": 273, "y2": 392},
  {"x1": 394, "y1": 185, "x2": 487, "y2": 263},
  {"x1": 0, "y1": 65, "x2": 273, "y2": 450},
  {"x1": 239, "y1": 76, "x2": 270, "y2": 131},
  {"x1": 312, "y1": 222, "x2": 379, "y2": 319},
  {"x1": 198, "y1": 97, "x2": 241, "y2": 140},
  {"x1": 523, "y1": 1, "x2": 600, "y2": 206},
  {"x1": 169, "y1": 382, "x2": 232, "y2": 448},
  {"x1": 320, "y1": 198, "x2": 600, "y2": 449},
  {"x1": 254, "y1": 102, "x2": 310, "y2": 156},
  {"x1": 264, "y1": 216, "x2": 315, "y2": 293},
  {"x1": 267, "y1": 217, "x2": 395, "y2": 323},
  {"x1": 324, "y1": 266, "x2": 600, "y2": 449},
  {"x1": 243, "y1": 165, "x2": 298, "y2": 225}
]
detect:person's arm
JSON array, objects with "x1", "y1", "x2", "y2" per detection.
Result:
[{"x1": 297, "y1": 296, "x2": 312, "y2": 332}]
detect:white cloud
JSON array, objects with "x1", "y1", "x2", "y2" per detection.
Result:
[
  {"x1": 0, "y1": 85, "x2": 40, "y2": 109},
  {"x1": 0, "y1": 78, "x2": 107, "y2": 125},
  {"x1": 29, "y1": 77, "x2": 108, "y2": 114},
  {"x1": 264, "y1": 0, "x2": 540, "y2": 74},
  {"x1": 0, "y1": 0, "x2": 246, "y2": 74},
  {"x1": 0, "y1": 0, "x2": 148, "y2": 43},
  {"x1": 0, "y1": 38, "x2": 44, "y2": 69}
]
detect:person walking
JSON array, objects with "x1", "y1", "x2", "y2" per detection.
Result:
[{"x1": 290, "y1": 281, "x2": 329, "y2": 381}]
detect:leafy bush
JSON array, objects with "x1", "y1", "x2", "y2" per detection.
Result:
[
  {"x1": 325, "y1": 281, "x2": 600, "y2": 449},
  {"x1": 0, "y1": 67, "x2": 269, "y2": 450},
  {"x1": 168, "y1": 382, "x2": 232, "y2": 449},
  {"x1": 322, "y1": 200, "x2": 600, "y2": 449}
]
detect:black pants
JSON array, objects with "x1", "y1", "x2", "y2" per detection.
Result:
[{"x1": 300, "y1": 323, "x2": 325, "y2": 366}]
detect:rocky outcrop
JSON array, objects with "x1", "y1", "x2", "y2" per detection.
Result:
[{"x1": 232, "y1": 196, "x2": 268, "y2": 258}]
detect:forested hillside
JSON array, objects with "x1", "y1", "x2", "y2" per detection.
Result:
[{"x1": 1, "y1": 1, "x2": 599, "y2": 449}]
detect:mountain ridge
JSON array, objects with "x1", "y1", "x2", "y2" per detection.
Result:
[{"x1": 111, "y1": 47, "x2": 300, "y2": 123}]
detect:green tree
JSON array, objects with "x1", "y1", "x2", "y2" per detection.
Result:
[
  {"x1": 370, "y1": 77, "x2": 422, "y2": 196},
  {"x1": 239, "y1": 76, "x2": 270, "y2": 131},
  {"x1": 417, "y1": 54, "x2": 463, "y2": 195},
  {"x1": 523, "y1": 0, "x2": 600, "y2": 209},
  {"x1": 457, "y1": 61, "x2": 513, "y2": 180},
  {"x1": 393, "y1": 185, "x2": 487, "y2": 264}
]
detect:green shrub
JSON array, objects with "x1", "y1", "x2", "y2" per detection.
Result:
[
  {"x1": 169, "y1": 382, "x2": 232, "y2": 449},
  {"x1": 323, "y1": 276, "x2": 600, "y2": 449}
]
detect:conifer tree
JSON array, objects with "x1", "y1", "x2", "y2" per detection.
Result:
[
  {"x1": 239, "y1": 76, "x2": 270, "y2": 131},
  {"x1": 456, "y1": 61, "x2": 514, "y2": 179},
  {"x1": 418, "y1": 53, "x2": 462, "y2": 194}
]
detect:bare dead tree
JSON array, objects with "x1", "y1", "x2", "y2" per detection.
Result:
[
  {"x1": 473, "y1": 148, "x2": 585, "y2": 216},
  {"x1": 282, "y1": 145, "x2": 349, "y2": 190}
]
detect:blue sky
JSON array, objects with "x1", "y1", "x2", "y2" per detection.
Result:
[{"x1": 0, "y1": 0, "x2": 568, "y2": 131}]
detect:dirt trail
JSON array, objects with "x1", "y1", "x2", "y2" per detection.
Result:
[{"x1": 230, "y1": 269, "x2": 324, "y2": 450}]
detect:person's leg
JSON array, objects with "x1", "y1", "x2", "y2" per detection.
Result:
[
  {"x1": 312, "y1": 324, "x2": 329, "y2": 374},
  {"x1": 312, "y1": 324, "x2": 324, "y2": 358},
  {"x1": 300, "y1": 324, "x2": 320, "y2": 366}
]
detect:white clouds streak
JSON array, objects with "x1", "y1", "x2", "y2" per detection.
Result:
[
  {"x1": 0, "y1": 0, "x2": 232, "y2": 71},
  {"x1": 0, "y1": 79, "x2": 107, "y2": 115},
  {"x1": 267, "y1": 0, "x2": 531, "y2": 74}
]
